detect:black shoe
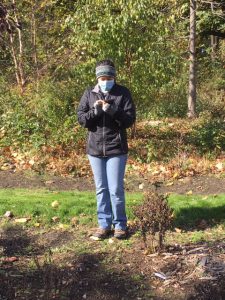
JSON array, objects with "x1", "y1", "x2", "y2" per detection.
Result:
[
  {"x1": 114, "y1": 229, "x2": 127, "y2": 239},
  {"x1": 91, "y1": 228, "x2": 111, "y2": 240}
]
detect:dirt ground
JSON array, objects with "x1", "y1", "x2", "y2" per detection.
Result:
[
  {"x1": 1, "y1": 170, "x2": 225, "y2": 299},
  {"x1": 0, "y1": 224, "x2": 225, "y2": 300},
  {"x1": 1, "y1": 169, "x2": 225, "y2": 195}
]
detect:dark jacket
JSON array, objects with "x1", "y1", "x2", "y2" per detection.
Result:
[{"x1": 77, "y1": 83, "x2": 136, "y2": 156}]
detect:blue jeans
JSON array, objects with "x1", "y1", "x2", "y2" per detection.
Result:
[{"x1": 88, "y1": 154, "x2": 128, "y2": 230}]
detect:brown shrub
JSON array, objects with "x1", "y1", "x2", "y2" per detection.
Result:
[{"x1": 133, "y1": 191, "x2": 173, "y2": 253}]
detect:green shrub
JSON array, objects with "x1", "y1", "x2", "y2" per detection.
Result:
[
  {"x1": 188, "y1": 112, "x2": 225, "y2": 154},
  {"x1": 0, "y1": 78, "x2": 86, "y2": 151}
]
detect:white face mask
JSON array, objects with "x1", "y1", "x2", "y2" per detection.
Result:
[{"x1": 98, "y1": 79, "x2": 115, "y2": 93}]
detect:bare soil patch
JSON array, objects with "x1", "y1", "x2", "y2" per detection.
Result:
[
  {"x1": 0, "y1": 225, "x2": 225, "y2": 300},
  {"x1": 0, "y1": 170, "x2": 94, "y2": 191},
  {"x1": 1, "y1": 170, "x2": 225, "y2": 195}
]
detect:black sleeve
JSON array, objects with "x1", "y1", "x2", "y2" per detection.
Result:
[
  {"x1": 114, "y1": 89, "x2": 136, "y2": 128},
  {"x1": 77, "y1": 89, "x2": 99, "y2": 128}
]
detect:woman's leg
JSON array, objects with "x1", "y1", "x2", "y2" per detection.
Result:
[
  {"x1": 88, "y1": 155, "x2": 112, "y2": 229},
  {"x1": 106, "y1": 154, "x2": 128, "y2": 230}
]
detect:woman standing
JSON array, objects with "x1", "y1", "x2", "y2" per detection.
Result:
[{"x1": 77, "y1": 59, "x2": 136, "y2": 239}]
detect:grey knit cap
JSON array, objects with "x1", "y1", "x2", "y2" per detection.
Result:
[{"x1": 96, "y1": 65, "x2": 116, "y2": 79}]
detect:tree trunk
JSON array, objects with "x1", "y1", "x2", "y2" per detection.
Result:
[
  {"x1": 211, "y1": 35, "x2": 218, "y2": 61},
  {"x1": 12, "y1": 0, "x2": 25, "y2": 91},
  {"x1": 31, "y1": 1, "x2": 39, "y2": 82},
  {"x1": 210, "y1": 2, "x2": 218, "y2": 61},
  {"x1": 7, "y1": 22, "x2": 21, "y2": 88},
  {"x1": 187, "y1": 0, "x2": 197, "y2": 118}
]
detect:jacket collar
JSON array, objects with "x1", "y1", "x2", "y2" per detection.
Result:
[{"x1": 92, "y1": 84, "x2": 100, "y2": 93}]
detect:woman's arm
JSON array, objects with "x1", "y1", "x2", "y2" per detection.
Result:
[
  {"x1": 77, "y1": 89, "x2": 100, "y2": 128},
  {"x1": 103, "y1": 89, "x2": 136, "y2": 128},
  {"x1": 114, "y1": 90, "x2": 136, "y2": 128}
]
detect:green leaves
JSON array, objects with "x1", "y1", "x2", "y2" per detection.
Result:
[
  {"x1": 0, "y1": 0, "x2": 224, "y2": 124},
  {"x1": 64, "y1": 0, "x2": 187, "y2": 109}
]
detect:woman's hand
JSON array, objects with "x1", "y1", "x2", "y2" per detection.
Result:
[
  {"x1": 94, "y1": 100, "x2": 117, "y2": 117},
  {"x1": 94, "y1": 100, "x2": 104, "y2": 116},
  {"x1": 95, "y1": 100, "x2": 104, "y2": 106},
  {"x1": 102, "y1": 101, "x2": 117, "y2": 116}
]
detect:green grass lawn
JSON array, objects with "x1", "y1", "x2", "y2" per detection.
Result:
[
  {"x1": 168, "y1": 194, "x2": 225, "y2": 227},
  {"x1": 0, "y1": 189, "x2": 142, "y2": 226},
  {"x1": 0, "y1": 189, "x2": 225, "y2": 228}
]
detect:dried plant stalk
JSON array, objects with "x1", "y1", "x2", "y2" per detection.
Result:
[{"x1": 134, "y1": 191, "x2": 173, "y2": 253}]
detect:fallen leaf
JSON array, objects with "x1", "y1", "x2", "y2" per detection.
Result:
[
  {"x1": 186, "y1": 190, "x2": 193, "y2": 195},
  {"x1": 124, "y1": 249, "x2": 134, "y2": 254},
  {"x1": 79, "y1": 213, "x2": 86, "y2": 217},
  {"x1": 2, "y1": 257, "x2": 18, "y2": 263},
  {"x1": 139, "y1": 183, "x2": 144, "y2": 190},
  {"x1": 52, "y1": 216, "x2": 60, "y2": 222},
  {"x1": 14, "y1": 218, "x2": 30, "y2": 223},
  {"x1": 71, "y1": 217, "x2": 79, "y2": 225},
  {"x1": 58, "y1": 223, "x2": 69, "y2": 229},
  {"x1": 165, "y1": 182, "x2": 174, "y2": 186},
  {"x1": 90, "y1": 236, "x2": 101, "y2": 241},
  {"x1": 159, "y1": 166, "x2": 166, "y2": 172},
  {"x1": 173, "y1": 172, "x2": 179, "y2": 179},
  {"x1": 215, "y1": 162, "x2": 223, "y2": 171},
  {"x1": 143, "y1": 249, "x2": 151, "y2": 255},
  {"x1": 127, "y1": 220, "x2": 136, "y2": 227},
  {"x1": 1, "y1": 165, "x2": 10, "y2": 171},
  {"x1": 29, "y1": 159, "x2": 35, "y2": 166},
  {"x1": 147, "y1": 253, "x2": 158, "y2": 257},
  {"x1": 46, "y1": 180, "x2": 55, "y2": 185},
  {"x1": 4, "y1": 211, "x2": 14, "y2": 218},
  {"x1": 51, "y1": 201, "x2": 59, "y2": 208}
]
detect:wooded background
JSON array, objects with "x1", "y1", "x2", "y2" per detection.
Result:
[{"x1": 0, "y1": 0, "x2": 224, "y2": 157}]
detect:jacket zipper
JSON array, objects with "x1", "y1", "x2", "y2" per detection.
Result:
[
  {"x1": 101, "y1": 93, "x2": 107, "y2": 156},
  {"x1": 103, "y1": 113, "x2": 106, "y2": 156}
]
